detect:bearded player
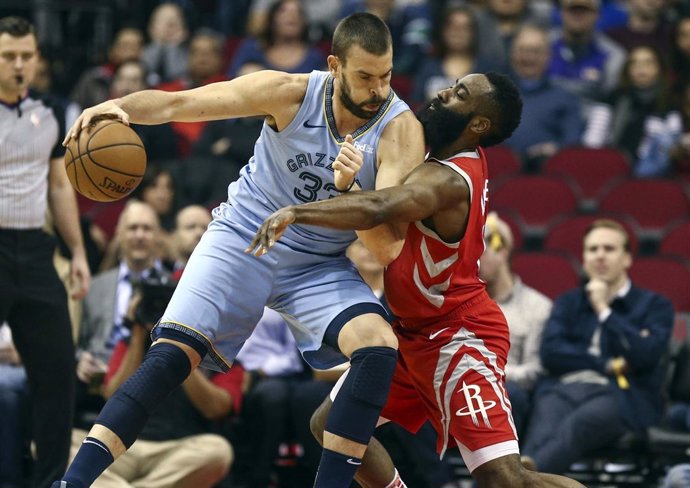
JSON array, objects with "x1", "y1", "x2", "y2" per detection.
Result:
[{"x1": 247, "y1": 72, "x2": 585, "y2": 488}]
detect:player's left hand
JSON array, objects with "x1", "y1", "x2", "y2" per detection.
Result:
[
  {"x1": 70, "y1": 251, "x2": 91, "y2": 300},
  {"x1": 246, "y1": 208, "x2": 296, "y2": 256}
]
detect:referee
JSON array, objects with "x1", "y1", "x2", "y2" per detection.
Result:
[{"x1": 0, "y1": 16, "x2": 91, "y2": 488}]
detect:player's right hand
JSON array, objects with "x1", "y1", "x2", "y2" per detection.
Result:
[
  {"x1": 63, "y1": 100, "x2": 131, "y2": 146},
  {"x1": 245, "y1": 207, "x2": 296, "y2": 256},
  {"x1": 334, "y1": 134, "x2": 363, "y2": 191}
]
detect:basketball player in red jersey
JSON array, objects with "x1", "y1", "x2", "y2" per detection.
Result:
[{"x1": 247, "y1": 72, "x2": 583, "y2": 488}]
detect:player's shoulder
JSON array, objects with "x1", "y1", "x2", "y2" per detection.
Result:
[{"x1": 379, "y1": 109, "x2": 423, "y2": 144}]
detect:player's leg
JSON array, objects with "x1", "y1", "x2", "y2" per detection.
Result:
[
  {"x1": 273, "y1": 256, "x2": 402, "y2": 488},
  {"x1": 472, "y1": 454, "x2": 585, "y2": 488},
  {"x1": 310, "y1": 312, "x2": 399, "y2": 488},
  {"x1": 57, "y1": 218, "x2": 274, "y2": 488},
  {"x1": 309, "y1": 395, "x2": 402, "y2": 488}
]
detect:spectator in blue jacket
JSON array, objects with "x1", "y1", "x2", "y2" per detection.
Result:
[
  {"x1": 505, "y1": 24, "x2": 583, "y2": 171},
  {"x1": 521, "y1": 218, "x2": 674, "y2": 474}
]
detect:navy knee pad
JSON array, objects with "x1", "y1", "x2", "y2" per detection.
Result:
[
  {"x1": 325, "y1": 346, "x2": 397, "y2": 444},
  {"x1": 95, "y1": 342, "x2": 192, "y2": 448}
]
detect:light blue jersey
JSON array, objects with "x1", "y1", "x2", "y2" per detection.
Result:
[
  {"x1": 226, "y1": 70, "x2": 410, "y2": 255},
  {"x1": 154, "y1": 70, "x2": 412, "y2": 371}
]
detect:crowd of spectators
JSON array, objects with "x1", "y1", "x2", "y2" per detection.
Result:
[{"x1": 2, "y1": 0, "x2": 690, "y2": 487}]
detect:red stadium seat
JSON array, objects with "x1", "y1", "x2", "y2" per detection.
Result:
[
  {"x1": 484, "y1": 146, "x2": 522, "y2": 182},
  {"x1": 544, "y1": 147, "x2": 629, "y2": 207},
  {"x1": 630, "y1": 257, "x2": 690, "y2": 312},
  {"x1": 598, "y1": 179, "x2": 690, "y2": 235},
  {"x1": 491, "y1": 175, "x2": 581, "y2": 233},
  {"x1": 660, "y1": 219, "x2": 690, "y2": 261},
  {"x1": 512, "y1": 251, "x2": 581, "y2": 300},
  {"x1": 544, "y1": 212, "x2": 641, "y2": 259}
]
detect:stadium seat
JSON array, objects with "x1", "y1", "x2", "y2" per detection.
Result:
[
  {"x1": 544, "y1": 147, "x2": 629, "y2": 208},
  {"x1": 544, "y1": 212, "x2": 641, "y2": 258},
  {"x1": 598, "y1": 179, "x2": 690, "y2": 235},
  {"x1": 484, "y1": 146, "x2": 522, "y2": 182},
  {"x1": 659, "y1": 219, "x2": 690, "y2": 261},
  {"x1": 630, "y1": 257, "x2": 690, "y2": 313},
  {"x1": 491, "y1": 175, "x2": 581, "y2": 234},
  {"x1": 511, "y1": 251, "x2": 581, "y2": 300}
]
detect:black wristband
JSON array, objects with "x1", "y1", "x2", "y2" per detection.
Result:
[
  {"x1": 122, "y1": 317, "x2": 136, "y2": 329},
  {"x1": 337, "y1": 179, "x2": 356, "y2": 193}
]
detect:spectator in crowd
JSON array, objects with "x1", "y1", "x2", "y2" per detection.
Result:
[
  {"x1": 30, "y1": 54, "x2": 81, "y2": 127},
  {"x1": 671, "y1": 17, "x2": 690, "y2": 89},
  {"x1": 246, "y1": 0, "x2": 341, "y2": 41},
  {"x1": 172, "y1": 205, "x2": 212, "y2": 272},
  {"x1": 0, "y1": 324, "x2": 28, "y2": 488},
  {"x1": 79, "y1": 274, "x2": 239, "y2": 488},
  {"x1": 341, "y1": 0, "x2": 432, "y2": 75},
  {"x1": 505, "y1": 24, "x2": 583, "y2": 170},
  {"x1": 479, "y1": 212, "x2": 552, "y2": 439},
  {"x1": 110, "y1": 60, "x2": 179, "y2": 164},
  {"x1": 521, "y1": 219, "x2": 674, "y2": 474},
  {"x1": 0, "y1": 16, "x2": 91, "y2": 488},
  {"x1": 670, "y1": 83, "x2": 690, "y2": 174},
  {"x1": 131, "y1": 165, "x2": 178, "y2": 233},
  {"x1": 585, "y1": 45, "x2": 682, "y2": 177},
  {"x1": 234, "y1": 308, "x2": 308, "y2": 488},
  {"x1": 76, "y1": 201, "x2": 162, "y2": 395},
  {"x1": 228, "y1": 0, "x2": 325, "y2": 79},
  {"x1": 548, "y1": 0, "x2": 625, "y2": 108},
  {"x1": 412, "y1": 5, "x2": 497, "y2": 108},
  {"x1": 157, "y1": 28, "x2": 227, "y2": 156},
  {"x1": 474, "y1": 0, "x2": 550, "y2": 73},
  {"x1": 70, "y1": 26, "x2": 144, "y2": 110},
  {"x1": 141, "y1": 3, "x2": 189, "y2": 85},
  {"x1": 605, "y1": 0, "x2": 672, "y2": 53}
]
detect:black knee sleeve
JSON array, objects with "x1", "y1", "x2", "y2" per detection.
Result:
[
  {"x1": 325, "y1": 346, "x2": 397, "y2": 444},
  {"x1": 95, "y1": 343, "x2": 192, "y2": 448}
]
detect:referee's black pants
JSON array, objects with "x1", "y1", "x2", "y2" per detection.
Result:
[{"x1": 0, "y1": 229, "x2": 75, "y2": 488}]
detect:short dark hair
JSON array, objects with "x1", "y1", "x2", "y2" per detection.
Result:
[
  {"x1": 0, "y1": 16, "x2": 35, "y2": 38},
  {"x1": 332, "y1": 12, "x2": 392, "y2": 63},
  {"x1": 584, "y1": 219, "x2": 630, "y2": 252},
  {"x1": 480, "y1": 72, "x2": 523, "y2": 148}
]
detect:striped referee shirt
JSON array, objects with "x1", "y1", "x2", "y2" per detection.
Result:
[{"x1": 0, "y1": 90, "x2": 65, "y2": 229}]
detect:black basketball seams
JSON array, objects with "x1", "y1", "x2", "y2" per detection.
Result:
[
  {"x1": 86, "y1": 146, "x2": 146, "y2": 177},
  {"x1": 77, "y1": 152, "x2": 113, "y2": 199}
]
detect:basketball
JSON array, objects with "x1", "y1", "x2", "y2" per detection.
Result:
[{"x1": 65, "y1": 119, "x2": 147, "y2": 202}]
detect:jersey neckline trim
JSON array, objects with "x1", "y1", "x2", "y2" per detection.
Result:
[{"x1": 323, "y1": 75, "x2": 396, "y2": 144}]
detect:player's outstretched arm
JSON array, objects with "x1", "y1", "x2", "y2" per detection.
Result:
[
  {"x1": 246, "y1": 163, "x2": 468, "y2": 256},
  {"x1": 64, "y1": 70, "x2": 307, "y2": 146}
]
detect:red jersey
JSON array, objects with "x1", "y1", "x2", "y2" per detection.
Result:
[{"x1": 385, "y1": 148, "x2": 489, "y2": 327}]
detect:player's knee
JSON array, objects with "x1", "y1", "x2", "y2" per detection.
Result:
[
  {"x1": 348, "y1": 346, "x2": 398, "y2": 408},
  {"x1": 473, "y1": 454, "x2": 531, "y2": 488},
  {"x1": 310, "y1": 398, "x2": 331, "y2": 445},
  {"x1": 339, "y1": 316, "x2": 398, "y2": 356}
]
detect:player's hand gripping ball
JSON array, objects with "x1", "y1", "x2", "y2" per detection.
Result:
[{"x1": 65, "y1": 119, "x2": 147, "y2": 202}]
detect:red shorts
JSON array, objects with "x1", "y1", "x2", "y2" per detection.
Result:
[{"x1": 380, "y1": 295, "x2": 519, "y2": 471}]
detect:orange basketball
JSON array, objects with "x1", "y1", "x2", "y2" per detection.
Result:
[{"x1": 65, "y1": 119, "x2": 147, "y2": 202}]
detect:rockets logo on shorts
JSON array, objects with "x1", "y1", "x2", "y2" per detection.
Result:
[{"x1": 455, "y1": 382, "x2": 497, "y2": 428}]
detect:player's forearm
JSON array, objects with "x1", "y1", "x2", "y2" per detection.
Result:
[
  {"x1": 292, "y1": 185, "x2": 433, "y2": 231},
  {"x1": 114, "y1": 90, "x2": 180, "y2": 125}
]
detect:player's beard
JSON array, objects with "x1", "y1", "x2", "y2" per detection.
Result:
[
  {"x1": 339, "y1": 74, "x2": 385, "y2": 120},
  {"x1": 417, "y1": 99, "x2": 474, "y2": 155}
]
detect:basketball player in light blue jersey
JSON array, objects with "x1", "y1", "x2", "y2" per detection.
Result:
[{"x1": 56, "y1": 13, "x2": 425, "y2": 488}]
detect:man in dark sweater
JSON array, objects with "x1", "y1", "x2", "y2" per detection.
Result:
[{"x1": 522, "y1": 219, "x2": 674, "y2": 474}]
